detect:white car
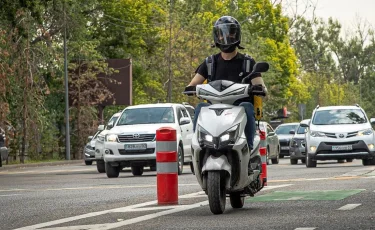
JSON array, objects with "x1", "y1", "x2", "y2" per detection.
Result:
[
  {"x1": 95, "y1": 112, "x2": 122, "y2": 173},
  {"x1": 103, "y1": 103, "x2": 194, "y2": 178},
  {"x1": 301, "y1": 105, "x2": 375, "y2": 167}
]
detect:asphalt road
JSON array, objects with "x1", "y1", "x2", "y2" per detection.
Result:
[{"x1": 0, "y1": 158, "x2": 374, "y2": 230}]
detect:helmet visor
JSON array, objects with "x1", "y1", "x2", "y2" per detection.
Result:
[{"x1": 213, "y1": 23, "x2": 240, "y2": 45}]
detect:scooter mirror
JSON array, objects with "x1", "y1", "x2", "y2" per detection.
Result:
[{"x1": 252, "y1": 62, "x2": 269, "y2": 73}]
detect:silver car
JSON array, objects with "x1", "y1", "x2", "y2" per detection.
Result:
[
  {"x1": 289, "y1": 119, "x2": 310, "y2": 164},
  {"x1": 259, "y1": 121, "x2": 280, "y2": 164},
  {"x1": 83, "y1": 130, "x2": 101, "y2": 165},
  {"x1": 274, "y1": 122, "x2": 299, "y2": 158},
  {"x1": 0, "y1": 129, "x2": 8, "y2": 167}
]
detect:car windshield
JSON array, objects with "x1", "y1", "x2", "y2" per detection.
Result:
[
  {"x1": 312, "y1": 109, "x2": 367, "y2": 125},
  {"x1": 117, "y1": 107, "x2": 175, "y2": 125},
  {"x1": 296, "y1": 126, "x2": 306, "y2": 134},
  {"x1": 275, "y1": 125, "x2": 297, "y2": 135}
]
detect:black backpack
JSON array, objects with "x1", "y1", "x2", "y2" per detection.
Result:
[{"x1": 205, "y1": 53, "x2": 253, "y2": 82}]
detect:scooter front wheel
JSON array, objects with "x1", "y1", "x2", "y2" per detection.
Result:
[{"x1": 207, "y1": 171, "x2": 226, "y2": 214}]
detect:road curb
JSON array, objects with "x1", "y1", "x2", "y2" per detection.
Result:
[{"x1": 0, "y1": 160, "x2": 84, "y2": 170}]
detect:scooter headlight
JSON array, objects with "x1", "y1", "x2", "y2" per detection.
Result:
[
  {"x1": 198, "y1": 126, "x2": 214, "y2": 144},
  {"x1": 219, "y1": 124, "x2": 240, "y2": 146}
]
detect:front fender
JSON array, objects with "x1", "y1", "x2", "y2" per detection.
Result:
[
  {"x1": 202, "y1": 155, "x2": 232, "y2": 189},
  {"x1": 202, "y1": 155, "x2": 232, "y2": 174}
]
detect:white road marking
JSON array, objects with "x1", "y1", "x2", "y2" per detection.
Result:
[
  {"x1": 295, "y1": 228, "x2": 316, "y2": 230},
  {"x1": 14, "y1": 184, "x2": 292, "y2": 230},
  {"x1": 0, "y1": 168, "x2": 94, "y2": 175},
  {"x1": 340, "y1": 167, "x2": 375, "y2": 177},
  {"x1": 337, "y1": 204, "x2": 361, "y2": 211},
  {"x1": 0, "y1": 194, "x2": 22, "y2": 197},
  {"x1": 0, "y1": 183, "x2": 200, "y2": 193}
]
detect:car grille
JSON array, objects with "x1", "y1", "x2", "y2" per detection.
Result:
[
  {"x1": 324, "y1": 132, "x2": 358, "y2": 138},
  {"x1": 118, "y1": 148, "x2": 155, "y2": 155},
  {"x1": 118, "y1": 134, "x2": 155, "y2": 143},
  {"x1": 323, "y1": 141, "x2": 359, "y2": 146},
  {"x1": 279, "y1": 140, "x2": 290, "y2": 146}
]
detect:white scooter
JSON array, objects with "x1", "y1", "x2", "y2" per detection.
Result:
[{"x1": 183, "y1": 62, "x2": 269, "y2": 215}]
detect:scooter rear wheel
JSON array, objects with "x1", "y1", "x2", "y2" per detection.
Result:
[{"x1": 207, "y1": 171, "x2": 226, "y2": 214}]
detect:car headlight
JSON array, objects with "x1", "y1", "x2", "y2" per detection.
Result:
[
  {"x1": 310, "y1": 131, "x2": 326, "y2": 137},
  {"x1": 219, "y1": 124, "x2": 240, "y2": 146},
  {"x1": 106, "y1": 134, "x2": 118, "y2": 142},
  {"x1": 357, "y1": 129, "x2": 373, "y2": 136}
]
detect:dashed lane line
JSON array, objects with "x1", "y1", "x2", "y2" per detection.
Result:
[
  {"x1": 294, "y1": 228, "x2": 316, "y2": 230},
  {"x1": 337, "y1": 204, "x2": 362, "y2": 211}
]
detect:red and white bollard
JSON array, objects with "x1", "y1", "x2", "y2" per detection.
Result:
[
  {"x1": 156, "y1": 127, "x2": 178, "y2": 205},
  {"x1": 259, "y1": 147, "x2": 268, "y2": 186}
]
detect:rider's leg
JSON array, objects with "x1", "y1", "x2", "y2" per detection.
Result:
[
  {"x1": 239, "y1": 102, "x2": 256, "y2": 150},
  {"x1": 193, "y1": 102, "x2": 210, "y2": 132}
]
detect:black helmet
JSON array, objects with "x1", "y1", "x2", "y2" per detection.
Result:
[{"x1": 213, "y1": 16, "x2": 242, "y2": 52}]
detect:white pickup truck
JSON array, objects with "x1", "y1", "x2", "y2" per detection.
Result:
[{"x1": 102, "y1": 103, "x2": 194, "y2": 177}]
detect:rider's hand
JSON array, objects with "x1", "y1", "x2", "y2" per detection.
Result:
[
  {"x1": 250, "y1": 84, "x2": 266, "y2": 96},
  {"x1": 184, "y1": 85, "x2": 196, "y2": 92}
]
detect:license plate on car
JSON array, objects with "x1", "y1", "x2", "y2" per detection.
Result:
[
  {"x1": 281, "y1": 146, "x2": 289, "y2": 150},
  {"x1": 124, "y1": 144, "x2": 147, "y2": 150},
  {"x1": 332, "y1": 145, "x2": 352, "y2": 151}
]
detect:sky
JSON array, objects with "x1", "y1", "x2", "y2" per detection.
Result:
[{"x1": 282, "y1": 0, "x2": 375, "y2": 35}]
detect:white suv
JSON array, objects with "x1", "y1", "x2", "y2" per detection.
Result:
[
  {"x1": 301, "y1": 105, "x2": 375, "y2": 167},
  {"x1": 103, "y1": 103, "x2": 194, "y2": 177}
]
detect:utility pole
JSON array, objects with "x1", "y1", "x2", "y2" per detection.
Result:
[
  {"x1": 64, "y1": 1, "x2": 71, "y2": 160},
  {"x1": 166, "y1": 0, "x2": 173, "y2": 103}
]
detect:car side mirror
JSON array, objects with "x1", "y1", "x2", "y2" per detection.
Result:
[
  {"x1": 98, "y1": 125, "x2": 105, "y2": 131},
  {"x1": 370, "y1": 118, "x2": 375, "y2": 125},
  {"x1": 179, "y1": 117, "x2": 190, "y2": 125},
  {"x1": 300, "y1": 121, "x2": 309, "y2": 128},
  {"x1": 107, "y1": 121, "x2": 114, "y2": 130},
  {"x1": 289, "y1": 130, "x2": 295, "y2": 134},
  {"x1": 88, "y1": 136, "x2": 93, "y2": 141},
  {"x1": 268, "y1": 131, "x2": 275, "y2": 136}
]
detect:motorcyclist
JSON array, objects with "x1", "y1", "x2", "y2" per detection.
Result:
[{"x1": 185, "y1": 15, "x2": 268, "y2": 150}]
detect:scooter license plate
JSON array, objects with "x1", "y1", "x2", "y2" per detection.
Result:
[
  {"x1": 281, "y1": 146, "x2": 289, "y2": 150},
  {"x1": 332, "y1": 145, "x2": 352, "y2": 151}
]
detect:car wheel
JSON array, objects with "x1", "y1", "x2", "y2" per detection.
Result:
[
  {"x1": 271, "y1": 147, "x2": 280, "y2": 164},
  {"x1": 337, "y1": 159, "x2": 345, "y2": 163},
  {"x1": 363, "y1": 158, "x2": 375, "y2": 166},
  {"x1": 266, "y1": 147, "x2": 270, "y2": 165},
  {"x1": 346, "y1": 159, "x2": 353, "y2": 163},
  {"x1": 0, "y1": 155, "x2": 2, "y2": 167},
  {"x1": 85, "y1": 160, "x2": 93, "y2": 165},
  {"x1": 96, "y1": 160, "x2": 105, "y2": 173},
  {"x1": 131, "y1": 166, "x2": 144, "y2": 176},
  {"x1": 190, "y1": 162, "x2": 195, "y2": 175},
  {"x1": 306, "y1": 155, "x2": 317, "y2": 168},
  {"x1": 178, "y1": 145, "x2": 184, "y2": 175},
  {"x1": 290, "y1": 159, "x2": 298, "y2": 165},
  {"x1": 105, "y1": 162, "x2": 120, "y2": 178}
]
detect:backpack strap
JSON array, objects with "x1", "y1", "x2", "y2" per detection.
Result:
[
  {"x1": 205, "y1": 55, "x2": 215, "y2": 82},
  {"x1": 243, "y1": 53, "x2": 252, "y2": 75}
]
